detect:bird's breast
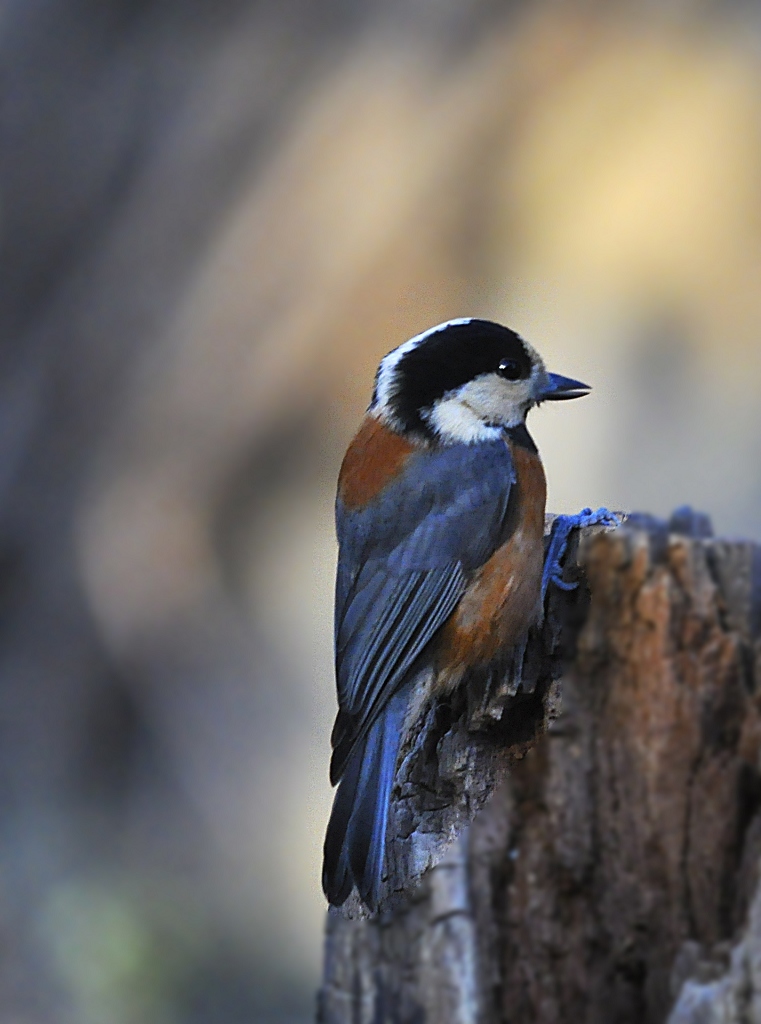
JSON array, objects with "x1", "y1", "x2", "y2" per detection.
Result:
[{"x1": 437, "y1": 439, "x2": 546, "y2": 683}]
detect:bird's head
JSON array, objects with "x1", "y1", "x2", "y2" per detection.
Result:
[{"x1": 371, "y1": 318, "x2": 590, "y2": 444}]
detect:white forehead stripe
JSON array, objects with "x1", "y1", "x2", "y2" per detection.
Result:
[{"x1": 373, "y1": 317, "x2": 474, "y2": 412}]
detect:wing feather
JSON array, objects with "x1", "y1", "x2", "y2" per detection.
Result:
[
  {"x1": 330, "y1": 438, "x2": 514, "y2": 785},
  {"x1": 347, "y1": 566, "x2": 465, "y2": 719}
]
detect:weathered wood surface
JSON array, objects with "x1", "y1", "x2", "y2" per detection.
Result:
[{"x1": 318, "y1": 513, "x2": 761, "y2": 1024}]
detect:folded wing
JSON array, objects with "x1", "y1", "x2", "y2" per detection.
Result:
[{"x1": 331, "y1": 438, "x2": 515, "y2": 782}]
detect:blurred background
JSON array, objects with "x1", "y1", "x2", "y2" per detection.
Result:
[{"x1": 3, "y1": 0, "x2": 761, "y2": 1020}]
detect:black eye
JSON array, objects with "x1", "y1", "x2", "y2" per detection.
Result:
[{"x1": 498, "y1": 359, "x2": 522, "y2": 381}]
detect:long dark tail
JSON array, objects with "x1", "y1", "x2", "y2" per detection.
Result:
[{"x1": 322, "y1": 686, "x2": 409, "y2": 910}]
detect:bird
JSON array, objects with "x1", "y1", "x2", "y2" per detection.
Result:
[{"x1": 322, "y1": 317, "x2": 594, "y2": 911}]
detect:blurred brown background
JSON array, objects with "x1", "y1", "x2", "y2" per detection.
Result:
[{"x1": 4, "y1": 1, "x2": 761, "y2": 1021}]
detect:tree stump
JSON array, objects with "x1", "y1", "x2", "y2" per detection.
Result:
[{"x1": 318, "y1": 513, "x2": 761, "y2": 1024}]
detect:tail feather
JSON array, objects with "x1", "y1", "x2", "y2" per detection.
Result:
[
  {"x1": 322, "y1": 752, "x2": 359, "y2": 906},
  {"x1": 322, "y1": 686, "x2": 409, "y2": 910}
]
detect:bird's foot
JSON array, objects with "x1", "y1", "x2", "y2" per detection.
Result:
[{"x1": 542, "y1": 507, "x2": 621, "y2": 601}]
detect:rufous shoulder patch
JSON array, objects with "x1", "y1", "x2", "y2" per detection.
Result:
[{"x1": 338, "y1": 415, "x2": 416, "y2": 510}]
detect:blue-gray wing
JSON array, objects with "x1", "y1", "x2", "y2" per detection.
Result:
[{"x1": 330, "y1": 439, "x2": 514, "y2": 783}]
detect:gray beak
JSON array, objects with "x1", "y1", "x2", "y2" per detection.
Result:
[{"x1": 539, "y1": 372, "x2": 591, "y2": 401}]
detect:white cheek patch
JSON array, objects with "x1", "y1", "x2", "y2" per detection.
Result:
[
  {"x1": 472, "y1": 375, "x2": 536, "y2": 426},
  {"x1": 425, "y1": 397, "x2": 503, "y2": 444},
  {"x1": 461, "y1": 376, "x2": 530, "y2": 426},
  {"x1": 425, "y1": 373, "x2": 535, "y2": 444}
]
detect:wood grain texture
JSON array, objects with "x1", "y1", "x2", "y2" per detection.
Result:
[{"x1": 319, "y1": 514, "x2": 761, "y2": 1024}]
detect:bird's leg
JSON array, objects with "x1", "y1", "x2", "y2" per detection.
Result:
[{"x1": 541, "y1": 508, "x2": 621, "y2": 602}]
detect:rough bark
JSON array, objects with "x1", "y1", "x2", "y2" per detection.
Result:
[{"x1": 318, "y1": 513, "x2": 761, "y2": 1024}]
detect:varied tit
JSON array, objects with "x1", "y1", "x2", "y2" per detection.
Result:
[{"x1": 323, "y1": 317, "x2": 593, "y2": 911}]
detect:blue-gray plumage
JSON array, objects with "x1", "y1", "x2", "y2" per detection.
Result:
[{"x1": 332, "y1": 440, "x2": 515, "y2": 771}]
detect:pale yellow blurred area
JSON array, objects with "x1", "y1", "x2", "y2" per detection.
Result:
[{"x1": 10, "y1": 2, "x2": 761, "y2": 1020}]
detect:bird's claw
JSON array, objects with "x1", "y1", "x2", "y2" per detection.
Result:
[{"x1": 541, "y1": 507, "x2": 621, "y2": 601}]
